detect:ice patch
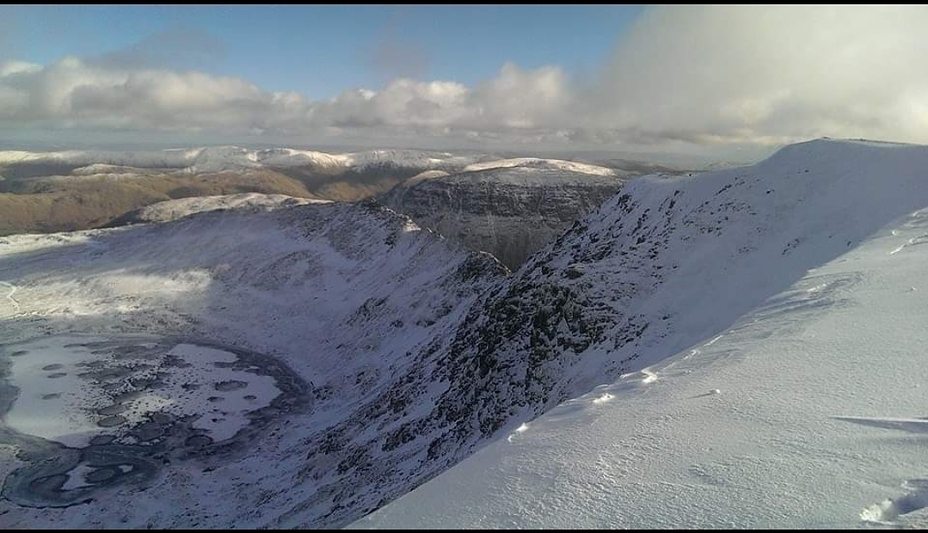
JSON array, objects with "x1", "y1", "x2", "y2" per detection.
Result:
[{"x1": 59, "y1": 463, "x2": 96, "y2": 491}]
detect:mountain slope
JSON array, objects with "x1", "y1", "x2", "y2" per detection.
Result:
[
  {"x1": 333, "y1": 138, "x2": 928, "y2": 527},
  {"x1": 351, "y1": 144, "x2": 928, "y2": 528}
]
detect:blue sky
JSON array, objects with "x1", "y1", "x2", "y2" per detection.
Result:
[{"x1": 1, "y1": 5, "x2": 644, "y2": 99}]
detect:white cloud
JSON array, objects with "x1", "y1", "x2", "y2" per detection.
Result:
[
  {"x1": 0, "y1": 60, "x2": 42, "y2": 77},
  {"x1": 4, "y1": 6, "x2": 928, "y2": 149},
  {"x1": 0, "y1": 56, "x2": 565, "y2": 138}
]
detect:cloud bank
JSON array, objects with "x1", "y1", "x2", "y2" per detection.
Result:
[{"x1": 3, "y1": 5, "x2": 928, "y2": 149}]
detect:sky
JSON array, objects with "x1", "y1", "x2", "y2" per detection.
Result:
[{"x1": 1, "y1": 5, "x2": 928, "y2": 157}]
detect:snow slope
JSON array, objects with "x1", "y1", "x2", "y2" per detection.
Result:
[{"x1": 351, "y1": 139, "x2": 928, "y2": 528}]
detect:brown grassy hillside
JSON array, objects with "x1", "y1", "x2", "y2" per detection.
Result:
[{"x1": 0, "y1": 170, "x2": 317, "y2": 236}]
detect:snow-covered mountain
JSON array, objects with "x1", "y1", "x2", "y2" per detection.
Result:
[
  {"x1": 4, "y1": 138, "x2": 928, "y2": 529},
  {"x1": 0, "y1": 146, "x2": 488, "y2": 177},
  {"x1": 379, "y1": 158, "x2": 629, "y2": 268},
  {"x1": 348, "y1": 138, "x2": 928, "y2": 528}
]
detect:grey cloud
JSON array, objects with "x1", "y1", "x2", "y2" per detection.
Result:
[
  {"x1": 365, "y1": 38, "x2": 431, "y2": 83},
  {"x1": 86, "y1": 27, "x2": 227, "y2": 71},
  {"x1": 364, "y1": 6, "x2": 431, "y2": 84},
  {"x1": 578, "y1": 5, "x2": 928, "y2": 145}
]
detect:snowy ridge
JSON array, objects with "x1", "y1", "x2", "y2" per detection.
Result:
[
  {"x1": 341, "y1": 149, "x2": 478, "y2": 171},
  {"x1": 0, "y1": 149, "x2": 196, "y2": 169},
  {"x1": 0, "y1": 146, "x2": 608, "y2": 177},
  {"x1": 351, "y1": 138, "x2": 928, "y2": 528},
  {"x1": 463, "y1": 157, "x2": 616, "y2": 176}
]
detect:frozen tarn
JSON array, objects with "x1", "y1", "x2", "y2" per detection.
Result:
[
  {"x1": 1, "y1": 337, "x2": 286, "y2": 448},
  {"x1": 0, "y1": 335, "x2": 312, "y2": 509}
]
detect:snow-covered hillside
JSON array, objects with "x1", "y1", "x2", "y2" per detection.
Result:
[
  {"x1": 379, "y1": 159, "x2": 627, "y2": 268},
  {"x1": 0, "y1": 201, "x2": 505, "y2": 527},
  {"x1": 106, "y1": 193, "x2": 329, "y2": 226},
  {"x1": 351, "y1": 139, "x2": 928, "y2": 528}
]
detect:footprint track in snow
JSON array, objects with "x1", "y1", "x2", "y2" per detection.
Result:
[
  {"x1": 861, "y1": 479, "x2": 928, "y2": 524},
  {"x1": 835, "y1": 415, "x2": 928, "y2": 524}
]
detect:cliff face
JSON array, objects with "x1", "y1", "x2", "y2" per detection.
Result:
[{"x1": 379, "y1": 161, "x2": 627, "y2": 268}]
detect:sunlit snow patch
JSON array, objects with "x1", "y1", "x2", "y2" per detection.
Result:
[
  {"x1": 592, "y1": 393, "x2": 614, "y2": 404},
  {"x1": 507, "y1": 423, "x2": 530, "y2": 443}
]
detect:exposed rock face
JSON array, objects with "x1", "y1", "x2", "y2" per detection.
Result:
[{"x1": 379, "y1": 160, "x2": 628, "y2": 268}]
